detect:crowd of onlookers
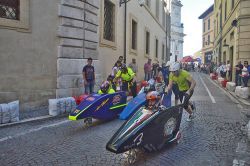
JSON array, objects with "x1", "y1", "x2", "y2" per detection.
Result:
[
  {"x1": 204, "y1": 60, "x2": 250, "y2": 87},
  {"x1": 81, "y1": 56, "x2": 250, "y2": 96}
]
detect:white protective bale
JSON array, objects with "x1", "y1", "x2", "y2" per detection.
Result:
[
  {"x1": 49, "y1": 99, "x2": 61, "y2": 116},
  {"x1": 235, "y1": 86, "x2": 241, "y2": 96},
  {"x1": 65, "y1": 97, "x2": 76, "y2": 113},
  {"x1": 0, "y1": 104, "x2": 11, "y2": 124},
  {"x1": 241, "y1": 87, "x2": 250, "y2": 99},
  {"x1": 57, "y1": 98, "x2": 66, "y2": 114},
  {"x1": 235, "y1": 86, "x2": 249, "y2": 99},
  {"x1": 226, "y1": 82, "x2": 236, "y2": 92},
  {"x1": 8, "y1": 100, "x2": 19, "y2": 122}
]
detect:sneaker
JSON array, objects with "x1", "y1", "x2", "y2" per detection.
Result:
[
  {"x1": 186, "y1": 114, "x2": 194, "y2": 122},
  {"x1": 186, "y1": 117, "x2": 192, "y2": 122}
]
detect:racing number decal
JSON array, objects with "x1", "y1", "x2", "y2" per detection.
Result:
[{"x1": 133, "y1": 133, "x2": 143, "y2": 146}]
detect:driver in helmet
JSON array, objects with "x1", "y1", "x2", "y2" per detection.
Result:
[
  {"x1": 98, "y1": 81, "x2": 115, "y2": 95},
  {"x1": 146, "y1": 91, "x2": 161, "y2": 111},
  {"x1": 165, "y1": 62, "x2": 196, "y2": 122}
]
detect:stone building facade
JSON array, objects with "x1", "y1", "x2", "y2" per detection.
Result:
[
  {"x1": 199, "y1": 5, "x2": 214, "y2": 64},
  {"x1": 213, "y1": 0, "x2": 250, "y2": 81},
  {"x1": 168, "y1": 0, "x2": 184, "y2": 62},
  {"x1": 98, "y1": 0, "x2": 171, "y2": 80},
  {"x1": 0, "y1": 0, "x2": 171, "y2": 112},
  {"x1": 0, "y1": 0, "x2": 101, "y2": 112}
]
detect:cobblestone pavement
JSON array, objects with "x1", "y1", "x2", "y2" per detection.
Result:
[{"x1": 0, "y1": 72, "x2": 249, "y2": 166}]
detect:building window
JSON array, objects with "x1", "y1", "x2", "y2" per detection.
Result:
[
  {"x1": 156, "y1": 0, "x2": 159, "y2": 20},
  {"x1": 231, "y1": 0, "x2": 235, "y2": 10},
  {"x1": 0, "y1": 0, "x2": 29, "y2": 30},
  {"x1": 203, "y1": 37, "x2": 205, "y2": 47},
  {"x1": 224, "y1": 1, "x2": 227, "y2": 21},
  {"x1": 103, "y1": 0, "x2": 115, "y2": 42},
  {"x1": 145, "y1": 30, "x2": 150, "y2": 55},
  {"x1": 162, "y1": 3, "x2": 166, "y2": 28},
  {"x1": 230, "y1": 31, "x2": 234, "y2": 40},
  {"x1": 0, "y1": 0, "x2": 19, "y2": 20},
  {"x1": 155, "y1": 38, "x2": 158, "y2": 58},
  {"x1": 203, "y1": 22, "x2": 206, "y2": 32},
  {"x1": 131, "y1": 19, "x2": 137, "y2": 50},
  {"x1": 162, "y1": 44, "x2": 165, "y2": 60},
  {"x1": 208, "y1": 19, "x2": 210, "y2": 30},
  {"x1": 208, "y1": 35, "x2": 210, "y2": 45}
]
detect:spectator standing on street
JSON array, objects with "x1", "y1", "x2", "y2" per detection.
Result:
[
  {"x1": 111, "y1": 60, "x2": 122, "y2": 78},
  {"x1": 152, "y1": 60, "x2": 160, "y2": 78},
  {"x1": 162, "y1": 61, "x2": 171, "y2": 86},
  {"x1": 144, "y1": 58, "x2": 152, "y2": 81},
  {"x1": 82, "y1": 58, "x2": 95, "y2": 94},
  {"x1": 226, "y1": 60, "x2": 232, "y2": 81},
  {"x1": 128, "y1": 58, "x2": 138, "y2": 74},
  {"x1": 118, "y1": 56, "x2": 124, "y2": 63},
  {"x1": 235, "y1": 61, "x2": 243, "y2": 86},
  {"x1": 128, "y1": 58, "x2": 138, "y2": 98},
  {"x1": 241, "y1": 61, "x2": 249, "y2": 87}
]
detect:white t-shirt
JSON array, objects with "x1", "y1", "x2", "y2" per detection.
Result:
[{"x1": 111, "y1": 66, "x2": 119, "y2": 77}]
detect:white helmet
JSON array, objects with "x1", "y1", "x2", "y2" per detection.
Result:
[
  {"x1": 169, "y1": 62, "x2": 181, "y2": 72},
  {"x1": 166, "y1": 61, "x2": 171, "y2": 67}
]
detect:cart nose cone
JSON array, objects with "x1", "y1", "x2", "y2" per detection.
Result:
[{"x1": 106, "y1": 143, "x2": 118, "y2": 153}]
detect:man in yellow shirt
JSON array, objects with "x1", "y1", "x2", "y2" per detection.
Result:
[
  {"x1": 98, "y1": 81, "x2": 115, "y2": 95},
  {"x1": 115, "y1": 64, "x2": 135, "y2": 95},
  {"x1": 165, "y1": 62, "x2": 196, "y2": 122}
]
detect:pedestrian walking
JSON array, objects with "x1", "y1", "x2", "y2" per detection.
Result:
[{"x1": 82, "y1": 58, "x2": 95, "y2": 94}]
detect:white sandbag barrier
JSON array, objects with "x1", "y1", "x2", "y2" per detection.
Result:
[
  {"x1": 226, "y1": 82, "x2": 236, "y2": 92},
  {"x1": 49, "y1": 97, "x2": 76, "y2": 116},
  {"x1": 235, "y1": 86, "x2": 250, "y2": 99},
  {"x1": 0, "y1": 101, "x2": 19, "y2": 124}
]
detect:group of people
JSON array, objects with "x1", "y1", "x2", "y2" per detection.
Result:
[
  {"x1": 82, "y1": 56, "x2": 137, "y2": 96},
  {"x1": 82, "y1": 57, "x2": 197, "y2": 122},
  {"x1": 208, "y1": 60, "x2": 250, "y2": 87}
]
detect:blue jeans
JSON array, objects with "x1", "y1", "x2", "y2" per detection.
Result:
[
  {"x1": 242, "y1": 76, "x2": 249, "y2": 87},
  {"x1": 144, "y1": 73, "x2": 151, "y2": 81},
  {"x1": 235, "y1": 74, "x2": 241, "y2": 86},
  {"x1": 84, "y1": 80, "x2": 95, "y2": 94}
]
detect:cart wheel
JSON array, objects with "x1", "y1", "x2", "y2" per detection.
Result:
[
  {"x1": 126, "y1": 149, "x2": 137, "y2": 164},
  {"x1": 84, "y1": 117, "x2": 92, "y2": 126}
]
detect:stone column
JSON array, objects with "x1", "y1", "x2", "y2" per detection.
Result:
[{"x1": 57, "y1": 0, "x2": 101, "y2": 98}]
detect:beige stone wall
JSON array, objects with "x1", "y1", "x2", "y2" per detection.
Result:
[
  {"x1": 214, "y1": 0, "x2": 250, "y2": 82},
  {"x1": 0, "y1": 0, "x2": 58, "y2": 110},
  {"x1": 201, "y1": 12, "x2": 214, "y2": 64},
  {"x1": 98, "y1": 0, "x2": 168, "y2": 81},
  {"x1": 57, "y1": 0, "x2": 102, "y2": 97}
]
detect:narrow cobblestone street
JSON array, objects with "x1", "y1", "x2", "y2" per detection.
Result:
[{"x1": 0, "y1": 72, "x2": 249, "y2": 166}]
